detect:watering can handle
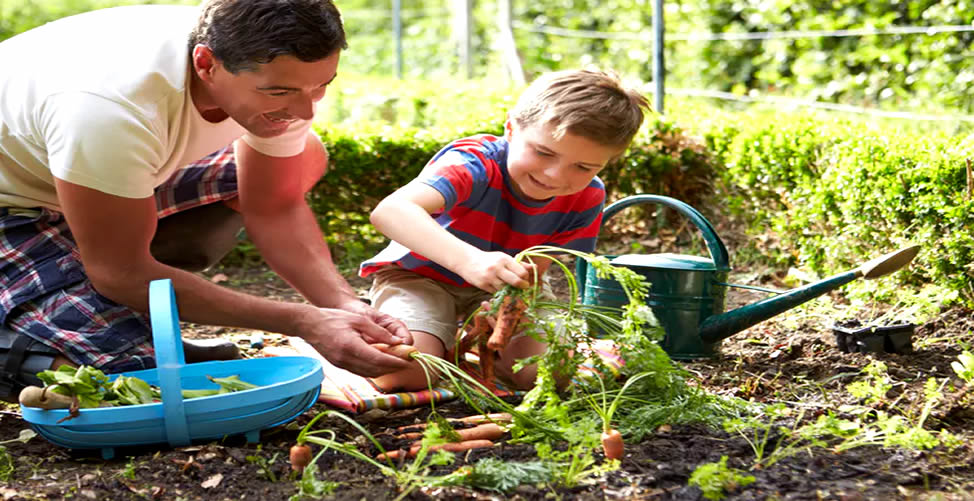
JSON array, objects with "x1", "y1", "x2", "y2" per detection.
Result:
[{"x1": 600, "y1": 195, "x2": 730, "y2": 270}]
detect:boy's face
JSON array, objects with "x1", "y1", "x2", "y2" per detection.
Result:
[{"x1": 504, "y1": 119, "x2": 623, "y2": 201}]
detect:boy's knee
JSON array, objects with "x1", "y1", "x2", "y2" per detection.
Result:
[
  {"x1": 371, "y1": 367, "x2": 439, "y2": 393},
  {"x1": 504, "y1": 362, "x2": 540, "y2": 390}
]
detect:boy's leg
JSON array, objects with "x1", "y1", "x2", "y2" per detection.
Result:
[
  {"x1": 494, "y1": 336, "x2": 543, "y2": 390},
  {"x1": 366, "y1": 267, "x2": 458, "y2": 392}
]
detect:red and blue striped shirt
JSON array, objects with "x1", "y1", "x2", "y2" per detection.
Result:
[{"x1": 360, "y1": 134, "x2": 605, "y2": 287}]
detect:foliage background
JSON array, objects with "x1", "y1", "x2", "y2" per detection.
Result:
[
  {"x1": 5, "y1": 0, "x2": 973, "y2": 118},
  {"x1": 2, "y1": 1, "x2": 972, "y2": 304}
]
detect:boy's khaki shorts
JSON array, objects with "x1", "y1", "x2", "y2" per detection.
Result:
[
  {"x1": 369, "y1": 266, "x2": 557, "y2": 350},
  {"x1": 369, "y1": 267, "x2": 492, "y2": 349}
]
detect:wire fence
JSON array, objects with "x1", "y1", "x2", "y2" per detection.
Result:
[
  {"x1": 668, "y1": 88, "x2": 974, "y2": 123},
  {"x1": 510, "y1": 18, "x2": 974, "y2": 123},
  {"x1": 513, "y1": 21, "x2": 974, "y2": 42},
  {"x1": 340, "y1": 3, "x2": 974, "y2": 124}
]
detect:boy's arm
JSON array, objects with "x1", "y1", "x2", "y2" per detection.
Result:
[{"x1": 371, "y1": 182, "x2": 535, "y2": 292}]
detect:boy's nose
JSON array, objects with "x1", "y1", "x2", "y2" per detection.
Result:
[{"x1": 544, "y1": 164, "x2": 567, "y2": 178}]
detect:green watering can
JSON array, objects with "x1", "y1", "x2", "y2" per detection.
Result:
[{"x1": 577, "y1": 195, "x2": 920, "y2": 360}]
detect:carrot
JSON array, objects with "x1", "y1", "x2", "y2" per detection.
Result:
[
  {"x1": 486, "y1": 295, "x2": 528, "y2": 351},
  {"x1": 601, "y1": 428, "x2": 624, "y2": 460},
  {"x1": 371, "y1": 343, "x2": 419, "y2": 360},
  {"x1": 395, "y1": 422, "x2": 506, "y2": 442},
  {"x1": 18, "y1": 386, "x2": 74, "y2": 410},
  {"x1": 375, "y1": 449, "x2": 407, "y2": 461},
  {"x1": 479, "y1": 336, "x2": 496, "y2": 386},
  {"x1": 290, "y1": 444, "x2": 312, "y2": 473},
  {"x1": 396, "y1": 431, "x2": 425, "y2": 441},
  {"x1": 393, "y1": 412, "x2": 513, "y2": 432},
  {"x1": 426, "y1": 439, "x2": 495, "y2": 454},
  {"x1": 453, "y1": 422, "x2": 506, "y2": 442},
  {"x1": 377, "y1": 439, "x2": 495, "y2": 460},
  {"x1": 455, "y1": 412, "x2": 512, "y2": 424},
  {"x1": 456, "y1": 314, "x2": 489, "y2": 357}
]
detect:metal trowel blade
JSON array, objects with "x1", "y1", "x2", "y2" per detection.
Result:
[{"x1": 859, "y1": 245, "x2": 920, "y2": 279}]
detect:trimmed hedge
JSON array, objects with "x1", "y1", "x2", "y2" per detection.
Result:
[
  {"x1": 306, "y1": 108, "x2": 972, "y2": 305},
  {"x1": 703, "y1": 113, "x2": 973, "y2": 303}
]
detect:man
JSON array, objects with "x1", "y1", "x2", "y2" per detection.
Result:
[{"x1": 0, "y1": 0, "x2": 412, "y2": 400}]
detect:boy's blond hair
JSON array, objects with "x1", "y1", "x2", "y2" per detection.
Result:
[{"x1": 509, "y1": 69, "x2": 650, "y2": 149}]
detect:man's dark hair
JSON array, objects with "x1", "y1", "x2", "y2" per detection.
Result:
[{"x1": 188, "y1": 0, "x2": 347, "y2": 73}]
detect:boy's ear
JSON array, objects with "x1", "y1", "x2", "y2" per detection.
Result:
[{"x1": 503, "y1": 117, "x2": 515, "y2": 141}]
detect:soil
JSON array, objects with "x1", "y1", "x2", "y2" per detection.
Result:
[{"x1": 2, "y1": 260, "x2": 973, "y2": 501}]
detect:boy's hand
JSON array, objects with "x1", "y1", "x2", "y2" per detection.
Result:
[{"x1": 459, "y1": 251, "x2": 535, "y2": 292}]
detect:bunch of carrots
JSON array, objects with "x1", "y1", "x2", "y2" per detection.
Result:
[
  {"x1": 288, "y1": 241, "x2": 653, "y2": 474},
  {"x1": 289, "y1": 342, "x2": 511, "y2": 473},
  {"x1": 376, "y1": 413, "x2": 512, "y2": 461},
  {"x1": 455, "y1": 288, "x2": 529, "y2": 384},
  {"x1": 290, "y1": 412, "x2": 512, "y2": 473}
]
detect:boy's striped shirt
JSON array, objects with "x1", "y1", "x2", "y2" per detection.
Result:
[{"x1": 360, "y1": 134, "x2": 604, "y2": 287}]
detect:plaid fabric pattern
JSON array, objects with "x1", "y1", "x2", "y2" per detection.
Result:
[{"x1": 0, "y1": 145, "x2": 238, "y2": 373}]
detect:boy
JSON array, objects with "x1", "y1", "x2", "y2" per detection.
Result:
[{"x1": 359, "y1": 69, "x2": 649, "y2": 391}]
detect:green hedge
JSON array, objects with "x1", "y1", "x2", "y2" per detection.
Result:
[
  {"x1": 703, "y1": 113, "x2": 973, "y2": 303},
  {"x1": 304, "y1": 106, "x2": 972, "y2": 305}
]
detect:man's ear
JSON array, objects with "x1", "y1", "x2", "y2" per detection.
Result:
[{"x1": 192, "y1": 45, "x2": 218, "y2": 82}]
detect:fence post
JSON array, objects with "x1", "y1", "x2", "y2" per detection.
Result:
[
  {"x1": 652, "y1": 0, "x2": 665, "y2": 113},
  {"x1": 454, "y1": 0, "x2": 473, "y2": 79},
  {"x1": 392, "y1": 0, "x2": 403, "y2": 79},
  {"x1": 498, "y1": 0, "x2": 526, "y2": 85}
]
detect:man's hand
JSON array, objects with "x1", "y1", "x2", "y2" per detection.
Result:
[
  {"x1": 296, "y1": 307, "x2": 414, "y2": 377},
  {"x1": 338, "y1": 299, "x2": 413, "y2": 345},
  {"x1": 457, "y1": 250, "x2": 535, "y2": 292}
]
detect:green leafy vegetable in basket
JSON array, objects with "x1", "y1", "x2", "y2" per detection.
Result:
[{"x1": 21, "y1": 365, "x2": 261, "y2": 422}]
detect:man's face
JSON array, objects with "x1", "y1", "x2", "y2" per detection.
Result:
[
  {"x1": 199, "y1": 50, "x2": 340, "y2": 138},
  {"x1": 504, "y1": 119, "x2": 622, "y2": 201}
]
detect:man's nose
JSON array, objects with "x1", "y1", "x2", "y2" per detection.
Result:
[{"x1": 289, "y1": 95, "x2": 315, "y2": 120}]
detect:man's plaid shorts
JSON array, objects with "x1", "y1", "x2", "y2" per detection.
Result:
[{"x1": 0, "y1": 145, "x2": 238, "y2": 373}]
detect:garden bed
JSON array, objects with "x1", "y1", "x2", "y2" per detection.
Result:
[{"x1": 1, "y1": 265, "x2": 972, "y2": 500}]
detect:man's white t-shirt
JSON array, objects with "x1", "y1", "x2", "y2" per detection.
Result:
[{"x1": 0, "y1": 5, "x2": 311, "y2": 211}]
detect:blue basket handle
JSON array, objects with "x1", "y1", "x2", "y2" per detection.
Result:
[{"x1": 149, "y1": 279, "x2": 190, "y2": 447}]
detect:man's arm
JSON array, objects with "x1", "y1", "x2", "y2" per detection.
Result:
[
  {"x1": 234, "y1": 134, "x2": 357, "y2": 307},
  {"x1": 52, "y1": 177, "x2": 411, "y2": 377},
  {"x1": 233, "y1": 134, "x2": 412, "y2": 341}
]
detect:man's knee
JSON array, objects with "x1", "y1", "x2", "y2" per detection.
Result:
[{"x1": 150, "y1": 202, "x2": 244, "y2": 272}]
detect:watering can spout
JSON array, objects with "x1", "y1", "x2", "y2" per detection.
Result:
[{"x1": 698, "y1": 245, "x2": 920, "y2": 344}]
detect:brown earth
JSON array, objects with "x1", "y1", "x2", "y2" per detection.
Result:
[{"x1": 2, "y1": 261, "x2": 973, "y2": 501}]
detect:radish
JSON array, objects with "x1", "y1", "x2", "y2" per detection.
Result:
[{"x1": 289, "y1": 444, "x2": 312, "y2": 473}]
